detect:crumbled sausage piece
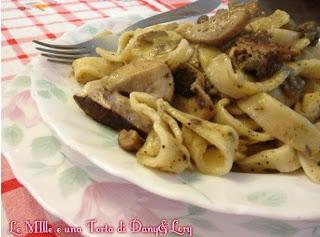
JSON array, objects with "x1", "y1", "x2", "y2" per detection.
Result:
[
  {"x1": 172, "y1": 64, "x2": 198, "y2": 97},
  {"x1": 118, "y1": 129, "x2": 144, "y2": 152},
  {"x1": 229, "y1": 31, "x2": 294, "y2": 79}
]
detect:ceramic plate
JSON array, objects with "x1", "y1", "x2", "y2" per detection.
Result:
[
  {"x1": 30, "y1": 12, "x2": 320, "y2": 220},
  {"x1": 3, "y1": 64, "x2": 320, "y2": 237}
]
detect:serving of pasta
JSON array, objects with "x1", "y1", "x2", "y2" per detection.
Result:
[{"x1": 71, "y1": 1, "x2": 320, "y2": 184}]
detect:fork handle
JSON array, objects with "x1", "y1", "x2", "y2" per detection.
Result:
[{"x1": 122, "y1": 0, "x2": 220, "y2": 32}]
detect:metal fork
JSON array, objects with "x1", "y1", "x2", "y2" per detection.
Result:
[{"x1": 33, "y1": 0, "x2": 220, "y2": 64}]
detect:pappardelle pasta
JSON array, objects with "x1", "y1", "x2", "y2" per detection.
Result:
[{"x1": 72, "y1": 1, "x2": 320, "y2": 184}]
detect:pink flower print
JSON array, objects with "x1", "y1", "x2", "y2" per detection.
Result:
[
  {"x1": 76, "y1": 182, "x2": 165, "y2": 227},
  {"x1": 2, "y1": 90, "x2": 42, "y2": 127}
]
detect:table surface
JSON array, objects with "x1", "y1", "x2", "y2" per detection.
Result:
[{"x1": 1, "y1": 1, "x2": 195, "y2": 236}]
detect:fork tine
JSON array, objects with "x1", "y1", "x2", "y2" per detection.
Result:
[
  {"x1": 33, "y1": 40, "x2": 85, "y2": 50},
  {"x1": 47, "y1": 59, "x2": 73, "y2": 65},
  {"x1": 36, "y1": 47, "x2": 89, "y2": 55},
  {"x1": 41, "y1": 53, "x2": 84, "y2": 60}
]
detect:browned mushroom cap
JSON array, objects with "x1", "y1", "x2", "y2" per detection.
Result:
[
  {"x1": 118, "y1": 129, "x2": 144, "y2": 152},
  {"x1": 181, "y1": 8, "x2": 250, "y2": 46}
]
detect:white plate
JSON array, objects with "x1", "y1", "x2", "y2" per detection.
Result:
[
  {"x1": 30, "y1": 13, "x2": 320, "y2": 220},
  {"x1": 4, "y1": 66, "x2": 320, "y2": 237}
]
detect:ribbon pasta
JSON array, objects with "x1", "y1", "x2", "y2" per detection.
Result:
[
  {"x1": 295, "y1": 92, "x2": 320, "y2": 122},
  {"x1": 72, "y1": 7, "x2": 320, "y2": 184},
  {"x1": 289, "y1": 59, "x2": 320, "y2": 80},
  {"x1": 215, "y1": 98, "x2": 273, "y2": 142},
  {"x1": 203, "y1": 54, "x2": 290, "y2": 99},
  {"x1": 298, "y1": 153, "x2": 320, "y2": 184},
  {"x1": 245, "y1": 9, "x2": 290, "y2": 32},
  {"x1": 158, "y1": 99, "x2": 239, "y2": 175},
  {"x1": 96, "y1": 26, "x2": 194, "y2": 69},
  {"x1": 269, "y1": 28, "x2": 310, "y2": 53},
  {"x1": 130, "y1": 92, "x2": 191, "y2": 172},
  {"x1": 72, "y1": 57, "x2": 121, "y2": 84},
  {"x1": 237, "y1": 93, "x2": 320, "y2": 156},
  {"x1": 237, "y1": 145, "x2": 301, "y2": 173}
]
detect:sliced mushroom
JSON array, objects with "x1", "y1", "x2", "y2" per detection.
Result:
[
  {"x1": 181, "y1": 7, "x2": 250, "y2": 46},
  {"x1": 74, "y1": 60, "x2": 175, "y2": 136},
  {"x1": 137, "y1": 30, "x2": 169, "y2": 43},
  {"x1": 74, "y1": 87, "x2": 152, "y2": 136},
  {"x1": 106, "y1": 60, "x2": 174, "y2": 101}
]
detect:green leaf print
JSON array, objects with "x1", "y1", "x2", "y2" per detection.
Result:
[
  {"x1": 83, "y1": 25, "x2": 98, "y2": 35},
  {"x1": 188, "y1": 205, "x2": 206, "y2": 216},
  {"x1": 49, "y1": 87, "x2": 67, "y2": 102},
  {"x1": 31, "y1": 136, "x2": 61, "y2": 158},
  {"x1": 14, "y1": 76, "x2": 31, "y2": 87},
  {"x1": 93, "y1": 125, "x2": 117, "y2": 146},
  {"x1": 247, "y1": 190, "x2": 286, "y2": 206},
  {"x1": 2, "y1": 125, "x2": 23, "y2": 146},
  {"x1": 36, "y1": 79, "x2": 55, "y2": 89},
  {"x1": 180, "y1": 171, "x2": 200, "y2": 183},
  {"x1": 58, "y1": 166, "x2": 89, "y2": 197},
  {"x1": 241, "y1": 219, "x2": 299, "y2": 237},
  {"x1": 36, "y1": 79, "x2": 67, "y2": 102},
  {"x1": 37, "y1": 90, "x2": 51, "y2": 98}
]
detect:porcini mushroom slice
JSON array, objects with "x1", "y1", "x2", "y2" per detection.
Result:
[{"x1": 181, "y1": 8, "x2": 250, "y2": 46}]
